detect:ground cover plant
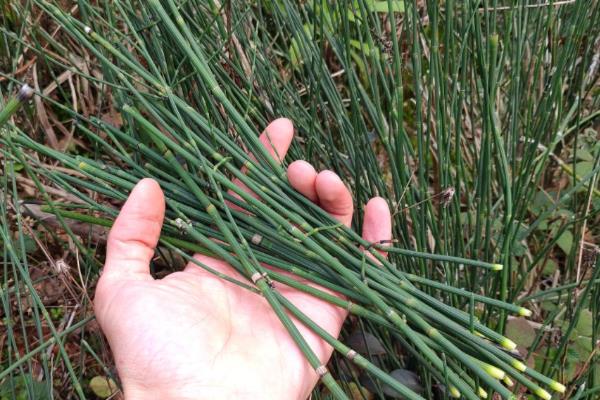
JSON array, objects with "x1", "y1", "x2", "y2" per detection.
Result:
[{"x1": 1, "y1": 0, "x2": 599, "y2": 399}]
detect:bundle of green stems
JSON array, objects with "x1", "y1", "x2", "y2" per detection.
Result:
[
  {"x1": 2, "y1": 80, "x2": 563, "y2": 400},
  {"x1": 0, "y1": 0, "x2": 581, "y2": 398}
]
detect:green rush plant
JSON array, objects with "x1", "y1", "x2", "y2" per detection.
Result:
[{"x1": 1, "y1": 0, "x2": 599, "y2": 399}]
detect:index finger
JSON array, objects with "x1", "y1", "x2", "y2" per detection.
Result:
[{"x1": 229, "y1": 118, "x2": 294, "y2": 204}]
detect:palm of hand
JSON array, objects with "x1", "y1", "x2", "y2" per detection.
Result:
[
  {"x1": 96, "y1": 260, "x2": 346, "y2": 400},
  {"x1": 94, "y1": 119, "x2": 391, "y2": 400}
]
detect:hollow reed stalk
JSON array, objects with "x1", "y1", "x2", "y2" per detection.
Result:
[{"x1": 4, "y1": 0, "x2": 592, "y2": 397}]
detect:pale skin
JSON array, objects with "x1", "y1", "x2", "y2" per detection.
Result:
[{"x1": 94, "y1": 118, "x2": 392, "y2": 400}]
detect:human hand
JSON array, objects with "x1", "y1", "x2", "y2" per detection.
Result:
[{"x1": 94, "y1": 118, "x2": 392, "y2": 400}]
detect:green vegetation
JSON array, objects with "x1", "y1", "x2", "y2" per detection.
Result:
[{"x1": 1, "y1": 1, "x2": 599, "y2": 399}]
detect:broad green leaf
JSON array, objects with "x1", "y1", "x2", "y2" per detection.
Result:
[
  {"x1": 289, "y1": 24, "x2": 314, "y2": 69},
  {"x1": 89, "y1": 376, "x2": 117, "y2": 399},
  {"x1": 574, "y1": 336, "x2": 593, "y2": 359},
  {"x1": 564, "y1": 359, "x2": 580, "y2": 381},
  {"x1": 576, "y1": 148, "x2": 594, "y2": 161},
  {"x1": 365, "y1": 0, "x2": 405, "y2": 13},
  {"x1": 531, "y1": 191, "x2": 554, "y2": 214},
  {"x1": 542, "y1": 259, "x2": 558, "y2": 275},
  {"x1": 541, "y1": 301, "x2": 557, "y2": 312},
  {"x1": 513, "y1": 241, "x2": 528, "y2": 256},
  {"x1": 567, "y1": 346, "x2": 580, "y2": 361},
  {"x1": 505, "y1": 318, "x2": 536, "y2": 348},
  {"x1": 289, "y1": 37, "x2": 301, "y2": 68},
  {"x1": 556, "y1": 230, "x2": 573, "y2": 254},
  {"x1": 19, "y1": 234, "x2": 37, "y2": 254},
  {"x1": 574, "y1": 161, "x2": 594, "y2": 177},
  {"x1": 576, "y1": 309, "x2": 593, "y2": 336},
  {"x1": 515, "y1": 221, "x2": 530, "y2": 240},
  {"x1": 0, "y1": 374, "x2": 49, "y2": 400},
  {"x1": 349, "y1": 39, "x2": 377, "y2": 56}
]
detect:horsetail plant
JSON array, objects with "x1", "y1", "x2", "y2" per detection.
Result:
[
  {"x1": 2, "y1": 0, "x2": 598, "y2": 399},
  {"x1": 0, "y1": 84, "x2": 33, "y2": 127},
  {"x1": 4, "y1": 82, "x2": 559, "y2": 400}
]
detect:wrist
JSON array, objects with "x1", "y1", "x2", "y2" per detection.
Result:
[
  {"x1": 122, "y1": 382, "x2": 290, "y2": 400},
  {"x1": 123, "y1": 383, "x2": 196, "y2": 400},
  {"x1": 122, "y1": 381, "x2": 236, "y2": 400}
]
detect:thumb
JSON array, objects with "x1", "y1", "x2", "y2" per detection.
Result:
[{"x1": 103, "y1": 178, "x2": 165, "y2": 281}]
